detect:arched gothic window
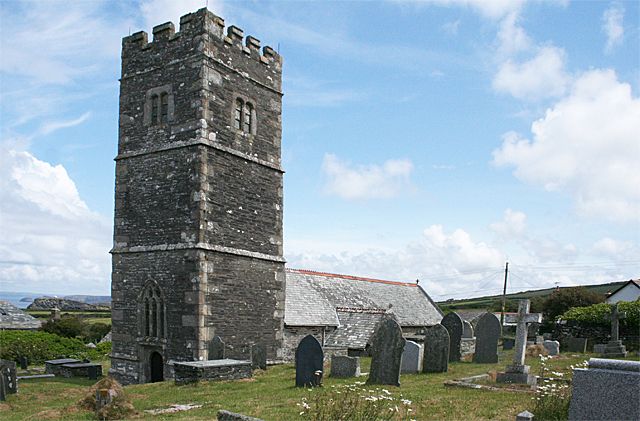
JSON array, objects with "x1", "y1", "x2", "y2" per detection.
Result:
[
  {"x1": 234, "y1": 97, "x2": 255, "y2": 134},
  {"x1": 139, "y1": 282, "x2": 165, "y2": 339}
]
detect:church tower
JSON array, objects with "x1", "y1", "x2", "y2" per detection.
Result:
[{"x1": 110, "y1": 8, "x2": 285, "y2": 385}]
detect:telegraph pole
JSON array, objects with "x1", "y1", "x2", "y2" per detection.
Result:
[{"x1": 500, "y1": 261, "x2": 509, "y2": 328}]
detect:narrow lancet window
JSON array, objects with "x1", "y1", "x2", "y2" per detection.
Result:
[
  {"x1": 234, "y1": 99, "x2": 243, "y2": 130},
  {"x1": 160, "y1": 93, "x2": 168, "y2": 123},
  {"x1": 151, "y1": 95, "x2": 159, "y2": 123},
  {"x1": 244, "y1": 102, "x2": 253, "y2": 133}
]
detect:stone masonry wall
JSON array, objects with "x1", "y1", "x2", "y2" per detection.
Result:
[{"x1": 111, "y1": 7, "x2": 285, "y2": 384}]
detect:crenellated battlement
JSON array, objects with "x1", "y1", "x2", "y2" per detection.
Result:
[{"x1": 122, "y1": 7, "x2": 281, "y2": 67}]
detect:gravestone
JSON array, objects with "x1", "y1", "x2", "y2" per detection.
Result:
[
  {"x1": 602, "y1": 304, "x2": 628, "y2": 357},
  {"x1": 250, "y1": 343, "x2": 267, "y2": 370},
  {"x1": 209, "y1": 336, "x2": 225, "y2": 360},
  {"x1": 516, "y1": 411, "x2": 534, "y2": 421},
  {"x1": 0, "y1": 359, "x2": 17, "y2": 395},
  {"x1": 502, "y1": 338, "x2": 515, "y2": 350},
  {"x1": 462, "y1": 320, "x2": 474, "y2": 338},
  {"x1": 496, "y1": 300, "x2": 541, "y2": 386},
  {"x1": 400, "y1": 340, "x2": 423, "y2": 373},
  {"x1": 0, "y1": 373, "x2": 6, "y2": 402},
  {"x1": 423, "y1": 324, "x2": 449, "y2": 373},
  {"x1": 19, "y1": 356, "x2": 28, "y2": 370},
  {"x1": 295, "y1": 335, "x2": 324, "y2": 387},
  {"x1": 568, "y1": 358, "x2": 640, "y2": 420},
  {"x1": 330, "y1": 355, "x2": 360, "y2": 378},
  {"x1": 88, "y1": 365, "x2": 99, "y2": 380},
  {"x1": 441, "y1": 312, "x2": 463, "y2": 362},
  {"x1": 565, "y1": 337, "x2": 588, "y2": 353},
  {"x1": 593, "y1": 344, "x2": 606, "y2": 354},
  {"x1": 543, "y1": 340, "x2": 560, "y2": 356},
  {"x1": 473, "y1": 312, "x2": 501, "y2": 363},
  {"x1": 366, "y1": 316, "x2": 405, "y2": 386}
]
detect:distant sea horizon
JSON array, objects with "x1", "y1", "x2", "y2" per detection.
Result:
[{"x1": 0, "y1": 291, "x2": 111, "y2": 309}]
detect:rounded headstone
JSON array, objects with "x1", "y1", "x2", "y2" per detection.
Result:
[
  {"x1": 473, "y1": 312, "x2": 501, "y2": 363},
  {"x1": 366, "y1": 317, "x2": 405, "y2": 386},
  {"x1": 423, "y1": 324, "x2": 449, "y2": 373},
  {"x1": 441, "y1": 312, "x2": 463, "y2": 362},
  {"x1": 295, "y1": 335, "x2": 324, "y2": 387}
]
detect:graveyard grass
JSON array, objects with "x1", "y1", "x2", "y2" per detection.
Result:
[{"x1": 3, "y1": 352, "x2": 639, "y2": 420}]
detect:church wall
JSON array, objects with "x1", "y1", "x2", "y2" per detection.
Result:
[{"x1": 202, "y1": 251, "x2": 285, "y2": 361}]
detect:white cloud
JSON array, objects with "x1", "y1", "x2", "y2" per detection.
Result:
[
  {"x1": 0, "y1": 149, "x2": 111, "y2": 294},
  {"x1": 322, "y1": 154, "x2": 414, "y2": 200},
  {"x1": 287, "y1": 224, "x2": 505, "y2": 299},
  {"x1": 423, "y1": 0, "x2": 527, "y2": 20},
  {"x1": 490, "y1": 208, "x2": 527, "y2": 238},
  {"x1": 493, "y1": 69, "x2": 640, "y2": 222},
  {"x1": 140, "y1": 0, "x2": 225, "y2": 34},
  {"x1": 39, "y1": 112, "x2": 91, "y2": 136},
  {"x1": 493, "y1": 46, "x2": 569, "y2": 100},
  {"x1": 496, "y1": 12, "x2": 532, "y2": 56},
  {"x1": 602, "y1": 2, "x2": 624, "y2": 53}
]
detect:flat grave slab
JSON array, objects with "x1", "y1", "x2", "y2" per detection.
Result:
[
  {"x1": 45, "y1": 358, "x2": 81, "y2": 375},
  {"x1": 174, "y1": 359, "x2": 252, "y2": 385},
  {"x1": 59, "y1": 362, "x2": 102, "y2": 378}
]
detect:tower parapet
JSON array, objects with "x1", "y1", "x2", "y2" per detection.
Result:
[{"x1": 122, "y1": 8, "x2": 282, "y2": 91}]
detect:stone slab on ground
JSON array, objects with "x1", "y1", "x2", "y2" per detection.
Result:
[
  {"x1": 45, "y1": 358, "x2": 81, "y2": 375},
  {"x1": 59, "y1": 362, "x2": 103, "y2": 378},
  {"x1": 218, "y1": 409, "x2": 264, "y2": 421},
  {"x1": 174, "y1": 359, "x2": 252, "y2": 385},
  {"x1": 568, "y1": 358, "x2": 640, "y2": 420}
]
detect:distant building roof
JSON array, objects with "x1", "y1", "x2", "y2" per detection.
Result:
[
  {"x1": 284, "y1": 269, "x2": 443, "y2": 327},
  {"x1": 606, "y1": 279, "x2": 640, "y2": 304},
  {"x1": 0, "y1": 300, "x2": 42, "y2": 330}
]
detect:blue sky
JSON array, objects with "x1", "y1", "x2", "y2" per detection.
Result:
[{"x1": 1, "y1": 0, "x2": 638, "y2": 299}]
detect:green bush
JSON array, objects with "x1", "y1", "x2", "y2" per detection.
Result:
[
  {"x1": 41, "y1": 316, "x2": 85, "y2": 338},
  {"x1": 561, "y1": 300, "x2": 640, "y2": 329},
  {"x1": 0, "y1": 330, "x2": 87, "y2": 364}
]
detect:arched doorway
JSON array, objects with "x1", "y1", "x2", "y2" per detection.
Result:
[{"x1": 149, "y1": 352, "x2": 164, "y2": 382}]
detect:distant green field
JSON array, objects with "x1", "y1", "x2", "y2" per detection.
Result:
[{"x1": 438, "y1": 281, "x2": 626, "y2": 311}]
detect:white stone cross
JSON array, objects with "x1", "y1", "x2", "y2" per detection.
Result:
[{"x1": 511, "y1": 299, "x2": 542, "y2": 369}]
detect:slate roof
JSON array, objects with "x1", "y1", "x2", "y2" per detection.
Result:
[
  {"x1": 284, "y1": 269, "x2": 443, "y2": 327},
  {"x1": 324, "y1": 308, "x2": 386, "y2": 348},
  {"x1": 0, "y1": 300, "x2": 42, "y2": 330}
]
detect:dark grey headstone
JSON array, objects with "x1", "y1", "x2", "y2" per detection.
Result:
[
  {"x1": 543, "y1": 340, "x2": 560, "y2": 356},
  {"x1": 250, "y1": 343, "x2": 267, "y2": 370},
  {"x1": 0, "y1": 373, "x2": 6, "y2": 402},
  {"x1": 593, "y1": 344, "x2": 606, "y2": 354},
  {"x1": 295, "y1": 335, "x2": 323, "y2": 387},
  {"x1": 19, "y1": 356, "x2": 28, "y2": 370},
  {"x1": 423, "y1": 324, "x2": 449, "y2": 373},
  {"x1": 330, "y1": 355, "x2": 360, "y2": 378},
  {"x1": 400, "y1": 340, "x2": 422, "y2": 373},
  {"x1": 473, "y1": 312, "x2": 501, "y2": 363},
  {"x1": 462, "y1": 320, "x2": 474, "y2": 338},
  {"x1": 441, "y1": 312, "x2": 463, "y2": 362},
  {"x1": 0, "y1": 360, "x2": 17, "y2": 394},
  {"x1": 209, "y1": 336, "x2": 225, "y2": 360},
  {"x1": 565, "y1": 337, "x2": 588, "y2": 353},
  {"x1": 503, "y1": 338, "x2": 515, "y2": 350},
  {"x1": 568, "y1": 358, "x2": 640, "y2": 420},
  {"x1": 366, "y1": 317, "x2": 405, "y2": 386}
]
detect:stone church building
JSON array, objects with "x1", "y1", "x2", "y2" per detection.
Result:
[{"x1": 110, "y1": 8, "x2": 442, "y2": 385}]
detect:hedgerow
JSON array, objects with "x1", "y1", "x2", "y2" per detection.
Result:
[
  {"x1": 560, "y1": 300, "x2": 639, "y2": 328},
  {"x1": 0, "y1": 330, "x2": 111, "y2": 364}
]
